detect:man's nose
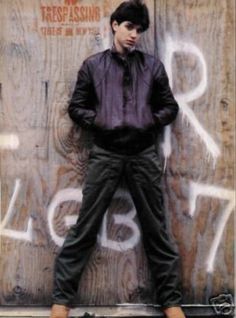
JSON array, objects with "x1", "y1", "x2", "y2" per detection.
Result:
[{"x1": 130, "y1": 29, "x2": 138, "y2": 38}]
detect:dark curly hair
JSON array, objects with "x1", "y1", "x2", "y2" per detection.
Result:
[{"x1": 110, "y1": 0, "x2": 150, "y2": 33}]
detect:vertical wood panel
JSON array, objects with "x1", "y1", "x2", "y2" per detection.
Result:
[
  {"x1": 0, "y1": 0, "x2": 156, "y2": 306},
  {"x1": 154, "y1": 0, "x2": 235, "y2": 304},
  {"x1": 0, "y1": 0, "x2": 234, "y2": 309}
]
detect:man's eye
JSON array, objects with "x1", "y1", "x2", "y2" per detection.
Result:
[{"x1": 126, "y1": 24, "x2": 133, "y2": 30}]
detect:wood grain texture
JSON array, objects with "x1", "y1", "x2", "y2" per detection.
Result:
[
  {"x1": 0, "y1": 0, "x2": 155, "y2": 306},
  {"x1": 154, "y1": 0, "x2": 235, "y2": 304},
  {"x1": 0, "y1": 0, "x2": 235, "y2": 308}
]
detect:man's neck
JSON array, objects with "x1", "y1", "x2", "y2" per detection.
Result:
[{"x1": 112, "y1": 42, "x2": 135, "y2": 57}]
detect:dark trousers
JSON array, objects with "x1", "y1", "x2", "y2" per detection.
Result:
[{"x1": 52, "y1": 144, "x2": 183, "y2": 309}]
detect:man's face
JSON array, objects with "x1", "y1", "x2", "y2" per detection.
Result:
[{"x1": 112, "y1": 21, "x2": 143, "y2": 53}]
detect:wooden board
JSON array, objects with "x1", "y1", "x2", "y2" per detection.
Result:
[
  {"x1": 154, "y1": 0, "x2": 235, "y2": 304},
  {"x1": 0, "y1": 0, "x2": 235, "y2": 310},
  {"x1": 0, "y1": 305, "x2": 234, "y2": 317}
]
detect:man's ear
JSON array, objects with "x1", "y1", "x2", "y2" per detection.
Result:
[{"x1": 112, "y1": 20, "x2": 119, "y2": 33}]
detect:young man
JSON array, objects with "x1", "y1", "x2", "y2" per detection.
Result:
[{"x1": 50, "y1": 1, "x2": 185, "y2": 317}]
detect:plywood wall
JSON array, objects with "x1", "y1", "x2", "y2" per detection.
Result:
[{"x1": 0, "y1": 0, "x2": 235, "y2": 307}]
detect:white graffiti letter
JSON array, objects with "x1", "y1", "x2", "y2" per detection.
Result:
[
  {"x1": 98, "y1": 189, "x2": 140, "y2": 251},
  {"x1": 0, "y1": 179, "x2": 33, "y2": 241},
  {"x1": 0, "y1": 134, "x2": 19, "y2": 150},
  {"x1": 162, "y1": 34, "x2": 220, "y2": 165},
  {"x1": 189, "y1": 181, "x2": 235, "y2": 273},
  {"x1": 47, "y1": 188, "x2": 83, "y2": 247}
]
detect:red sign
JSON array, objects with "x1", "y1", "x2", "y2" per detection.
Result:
[{"x1": 39, "y1": 0, "x2": 101, "y2": 36}]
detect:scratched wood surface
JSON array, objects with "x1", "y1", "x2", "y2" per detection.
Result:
[
  {"x1": 0, "y1": 0, "x2": 235, "y2": 309},
  {"x1": 154, "y1": 0, "x2": 235, "y2": 304}
]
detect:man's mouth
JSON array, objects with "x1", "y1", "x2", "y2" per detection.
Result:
[{"x1": 126, "y1": 40, "x2": 135, "y2": 45}]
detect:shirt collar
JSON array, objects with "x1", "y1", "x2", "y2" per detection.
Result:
[{"x1": 110, "y1": 43, "x2": 136, "y2": 59}]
